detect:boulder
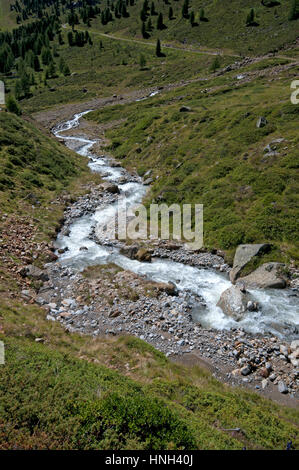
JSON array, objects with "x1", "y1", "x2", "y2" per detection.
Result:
[
  {"x1": 230, "y1": 243, "x2": 271, "y2": 283},
  {"x1": 143, "y1": 178, "x2": 153, "y2": 185},
  {"x1": 257, "y1": 116, "x2": 268, "y2": 128},
  {"x1": 100, "y1": 182, "x2": 120, "y2": 194},
  {"x1": 237, "y1": 263, "x2": 286, "y2": 289},
  {"x1": 290, "y1": 340, "x2": 299, "y2": 352},
  {"x1": 217, "y1": 285, "x2": 253, "y2": 321},
  {"x1": 179, "y1": 106, "x2": 191, "y2": 112},
  {"x1": 277, "y1": 381, "x2": 288, "y2": 394},
  {"x1": 20, "y1": 265, "x2": 49, "y2": 282},
  {"x1": 155, "y1": 282, "x2": 178, "y2": 296},
  {"x1": 136, "y1": 247, "x2": 152, "y2": 262},
  {"x1": 120, "y1": 244, "x2": 139, "y2": 259}
]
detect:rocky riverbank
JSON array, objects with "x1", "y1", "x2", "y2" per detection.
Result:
[
  {"x1": 15, "y1": 177, "x2": 296, "y2": 404},
  {"x1": 20, "y1": 107, "x2": 297, "y2": 407}
]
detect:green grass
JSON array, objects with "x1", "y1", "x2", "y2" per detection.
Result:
[
  {"x1": 0, "y1": 0, "x2": 16, "y2": 31},
  {"x1": 15, "y1": 33, "x2": 233, "y2": 114},
  {"x1": 0, "y1": 302, "x2": 298, "y2": 450},
  {"x1": 88, "y1": 0, "x2": 299, "y2": 56},
  {"x1": 0, "y1": 111, "x2": 101, "y2": 238},
  {"x1": 87, "y1": 61, "x2": 299, "y2": 260}
]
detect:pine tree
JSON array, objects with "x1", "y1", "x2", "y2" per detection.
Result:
[
  {"x1": 33, "y1": 55, "x2": 40, "y2": 72},
  {"x1": 48, "y1": 61, "x2": 56, "y2": 78},
  {"x1": 67, "y1": 31, "x2": 74, "y2": 46},
  {"x1": 139, "y1": 53, "x2": 146, "y2": 69},
  {"x1": 156, "y1": 38, "x2": 162, "y2": 57},
  {"x1": 246, "y1": 9, "x2": 255, "y2": 26},
  {"x1": 141, "y1": 21, "x2": 147, "y2": 38},
  {"x1": 63, "y1": 63, "x2": 71, "y2": 76},
  {"x1": 7, "y1": 95, "x2": 21, "y2": 115},
  {"x1": 289, "y1": 0, "x2": 299, "y2": 20},
  {"x1": 182, "y1": 0, "x2": 189, "y2": 18},
  {"x1": 210, "y1": 56, "x2": 221, "y2": 72},
  {"x1": 157, "y1": 12, "x2": 164, "y2": 29}
]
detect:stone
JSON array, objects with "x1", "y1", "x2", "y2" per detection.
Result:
[
  {"x1": 44, "y1": 250, "x2": 58, "y2": 262},
  {"x1": 136, "y1": 247, "x2": 152, "y2": 262},
  {"x1": 22, "y1": 264, "x2": 49, "y2": 282},
  {"x1": 241, "y1": 364, "x2": 252, "y2": 376},
  {"x1": 277, "y1": 380, "x2": 288, "y2": 394},
  {"x1": 230, "y1": 243, "x2": 271, "y2": 283},
  {"x1": 155, "y1": 282, "x2": 178, "y2": 296},
  {"x1": 144, "y1": 178, "x2": 153, "y2": 185},
  {"x1": 261, "y1": 379, "x2": 268, "y2": 389},
  {"x1": 259, "y1": 367, "x2": 269, "y2": 378},
  {"x1": 290, "y1": 340, "x2": 299, "y2": 352},
  {"x1": 100, "y1": 182, "x2": 120, "y2": 194},
  {"x1": 179, "y1": 106, "x2": 191, "y2": 112},
  {"x1": 120, "y1": 244, "x2": 139, "y2": 259},
  {"x1": 279, "y1": 344, "x2": 289, "y2": 357},
  {"x1": 238, "y1": 263, "x2": 286, "y2": 289},
  {"x1": 257, "y1": 116, "x2": 268, "y2": 128},
  {"x1": 217, "y1": 285, "x2": 252, "y2": 321}
]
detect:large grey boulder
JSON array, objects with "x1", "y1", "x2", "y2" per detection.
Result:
[
  {"x1": 217, "y1": 285, "x2": 255, "y2": 321},
  {"x1": 230, "y1": 243, "x2": 271, "y2": 283},
  {"x1": 237, "y1": 262, "x2": 286, "y2": 289},
  {"x1": 19, "y1": 265, "x2": 49, "y2": 282}
]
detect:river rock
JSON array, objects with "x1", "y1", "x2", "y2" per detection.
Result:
[
  {"x1": 277, "y1": 380, "x2": 288, "y2": 394},
  {"x1": 120, "y1": 244, "x2": 139, "y2": 259},
  {"x1": 230, "y1": 243, "x2": 271, "y2": 283},
  {"x1": 217, "y1": 285, "x2": 252, "y2": 321},
  {"x1": 290, "y1": 340, "x2": 299, "y2": 352},
  {"x1": 136, "y1": 247, "x2": 152, "y2": 262},
  {"x1": 237, "y1": 263, "x2": 286, "y2": 289},
  {"x1": 155, "y1": 282, "x2": 178, "y2": 296},
  {"x1": 20, "y1": 264, "x2": 49, "y2": 282},
  {"x1": 100, "y1": 182, "x2": 120, "y2": 194}
]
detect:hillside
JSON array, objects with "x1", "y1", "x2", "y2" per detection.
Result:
[
  {"x1": 87, "y1": 56, "x2": 299, "y2": 261},
  {"x1": 0, "y1": 0, "x2": 298, "y2": 453},
  {"x1": 88, "y1": 0, "x2": 299, "y2": 56},
  {"x1": 0, "y1": 115, "x2": 297, "y2": 451}
]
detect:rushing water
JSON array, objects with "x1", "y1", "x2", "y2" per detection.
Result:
[{"x1": 52, "y1": 111, "x2": 299, "y2": 340}]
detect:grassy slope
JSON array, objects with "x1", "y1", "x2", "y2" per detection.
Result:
[
  {"x1": 0, "y1": 0, "x2": 16, "y2": 31},
  {"x1": 0, "y1": 111, "x2": 101, "y2": 238},
  {"x1": 1, "y1": 298, "x2": 298, "y2": 450},
  {"x1": 0, "y1": 2, "x2": 298, "y2": 450},
  {"x1": 19, "y1": 33, "x2": 233, "y2": 114},
  {"x1": 89, "y1": 0, "x2": 299, "y2": 56},
  {"x1": 87, "y1": 57, "x2": 299, "y2": 260}
]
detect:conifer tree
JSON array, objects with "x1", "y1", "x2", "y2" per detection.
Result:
[
  {"x1": 156, "y1": 38, "x2": 162, "y2": 56},
  {"x1": 157, "y1": 12, "x2": 164, "y2": 29},
  {"x1": 289, "y1": 0, "x2": 299, "y2": 20}
]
